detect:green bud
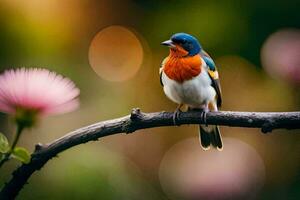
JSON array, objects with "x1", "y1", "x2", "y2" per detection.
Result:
[{"x1": 14, "y1": 107, "x2": 39, "y2": 128}]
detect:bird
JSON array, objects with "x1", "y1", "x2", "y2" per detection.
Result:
[{"x1": 160, "y1": 33, "x2": 223, "y2": 150}]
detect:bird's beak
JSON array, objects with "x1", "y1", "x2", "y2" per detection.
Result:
[{"x1": 161, "y1": 40, "x2": 176, "y2": 48}]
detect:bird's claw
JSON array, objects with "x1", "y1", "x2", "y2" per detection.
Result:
[
  {"x1": 201, "y1": 105, "x2": 209, "y2": 126},
  {"x1": 201, "y1": 111, "x2": 208, "y2": 126},
  {"x1": 173, "y1": 109, "x2": 181, "y2": 126}
]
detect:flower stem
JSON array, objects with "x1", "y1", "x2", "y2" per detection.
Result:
[
  {"x1": 10, "y1": 125, "x2": 24, "y2": 152},
  {"x1": 0, "y1": 125, "x2": 24, "y2": 168}
]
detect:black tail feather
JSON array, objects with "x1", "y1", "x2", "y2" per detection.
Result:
[
  {"x1": 199, "y1": 125, "x2": 223, "y2": 151},
  {"x1": 199, "y1": 125, "x2": 211, "y2": 150},
  {"x1": 213, "y1": 126, "x2": 222, "y2": 150}
]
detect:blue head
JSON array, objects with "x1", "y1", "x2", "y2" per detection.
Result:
[{"x1": 162, "y1": 33, "x2": 202, "y2": 56}]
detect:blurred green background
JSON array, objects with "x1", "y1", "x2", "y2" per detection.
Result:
[{"x1": 0, "y1": 0, "x2": 300, "y2": 199}]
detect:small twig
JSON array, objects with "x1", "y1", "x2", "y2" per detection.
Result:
[{"x1": 1, "y1": 109, "x2": 300, "y2": 199}]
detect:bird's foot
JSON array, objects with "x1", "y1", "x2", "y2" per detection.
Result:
[
  {"x1": 201, "y1": 111, "x2": 207, "y2": 126},
  {"x1": 173, "y1": 104, "x2": 183, "y2": 126},
  {"x1": 173, "y1": 109, "x2": 181, "y2": 126},
  {"x1": 201, "y1": 105, "x2": 209, "y2": 126}
]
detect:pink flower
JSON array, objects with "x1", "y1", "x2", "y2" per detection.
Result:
[{"x1": 0, "y1": 68, "x2": 80, "y2": 121}]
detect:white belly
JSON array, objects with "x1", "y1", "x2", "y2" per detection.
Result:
[{"x1": 161, "y1": 69, "x2": 216, "y2": 108}]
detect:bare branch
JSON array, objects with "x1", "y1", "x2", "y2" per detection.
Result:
[{"x1": 1, "y1": 109, "x2": 300, "y2": 199}]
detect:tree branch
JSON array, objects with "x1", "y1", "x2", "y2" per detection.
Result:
[{"x1": 1, "y1": 109, "x2": 300, "y2": 199}]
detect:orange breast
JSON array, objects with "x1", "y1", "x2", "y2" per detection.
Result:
[{"x1": 163, "y1": 54, "x2": 202, "y2": 83}]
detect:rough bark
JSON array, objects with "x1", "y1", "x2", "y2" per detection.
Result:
[{"x1": 1, "y1": 108, "x2": 300, "y2": 199}]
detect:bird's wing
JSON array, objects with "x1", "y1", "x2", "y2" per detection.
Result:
[
  {"x1": 159, "y1": 66, "x2": 163, "y2": 86},
  {"x1": 159, "y1": 58, "x2": 168, "y2": 86},
  {"x1": 200, "y1": 50, "x2": 222, "y2": 107}
]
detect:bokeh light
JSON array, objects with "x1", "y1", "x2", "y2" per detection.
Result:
[
  {"x1": 261, "y1": 29, "x2": 300, "y2": 86},
  {"x1": 1, "y1": 1, "x2": 300, "y2": 199},
  {"x1": 159, "y1": 137, "x2": 265, "y2": 200},
  {"x1": 88, "y1": 25, "x2": 144, "y2": 82}
]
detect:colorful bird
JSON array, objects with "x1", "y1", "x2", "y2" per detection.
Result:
[{"x1": 160, "y1": 33, "x2": 223, "y2": 150}]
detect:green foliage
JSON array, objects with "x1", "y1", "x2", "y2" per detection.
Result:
[
  {"x1": 12, "y1": 147, "x2": 31, "y2": 164},
  {"x1": 0, "y1": 132, "x2": 10, "y2": 153}
]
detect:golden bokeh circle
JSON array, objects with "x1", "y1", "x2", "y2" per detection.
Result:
[{"x1": 88, "y1": 25, "x2": 144, "y2": 82}]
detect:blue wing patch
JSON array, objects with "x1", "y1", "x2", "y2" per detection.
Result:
[
  {"x1": 203, "y1": 56, "x2": 216, "y2": 71},
  {"x1": 200, "y1": 50, "x2": 222, "y2": 107},
  {"x1": 201, "y1": 50, "x2": 216, "y2": 71}
]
